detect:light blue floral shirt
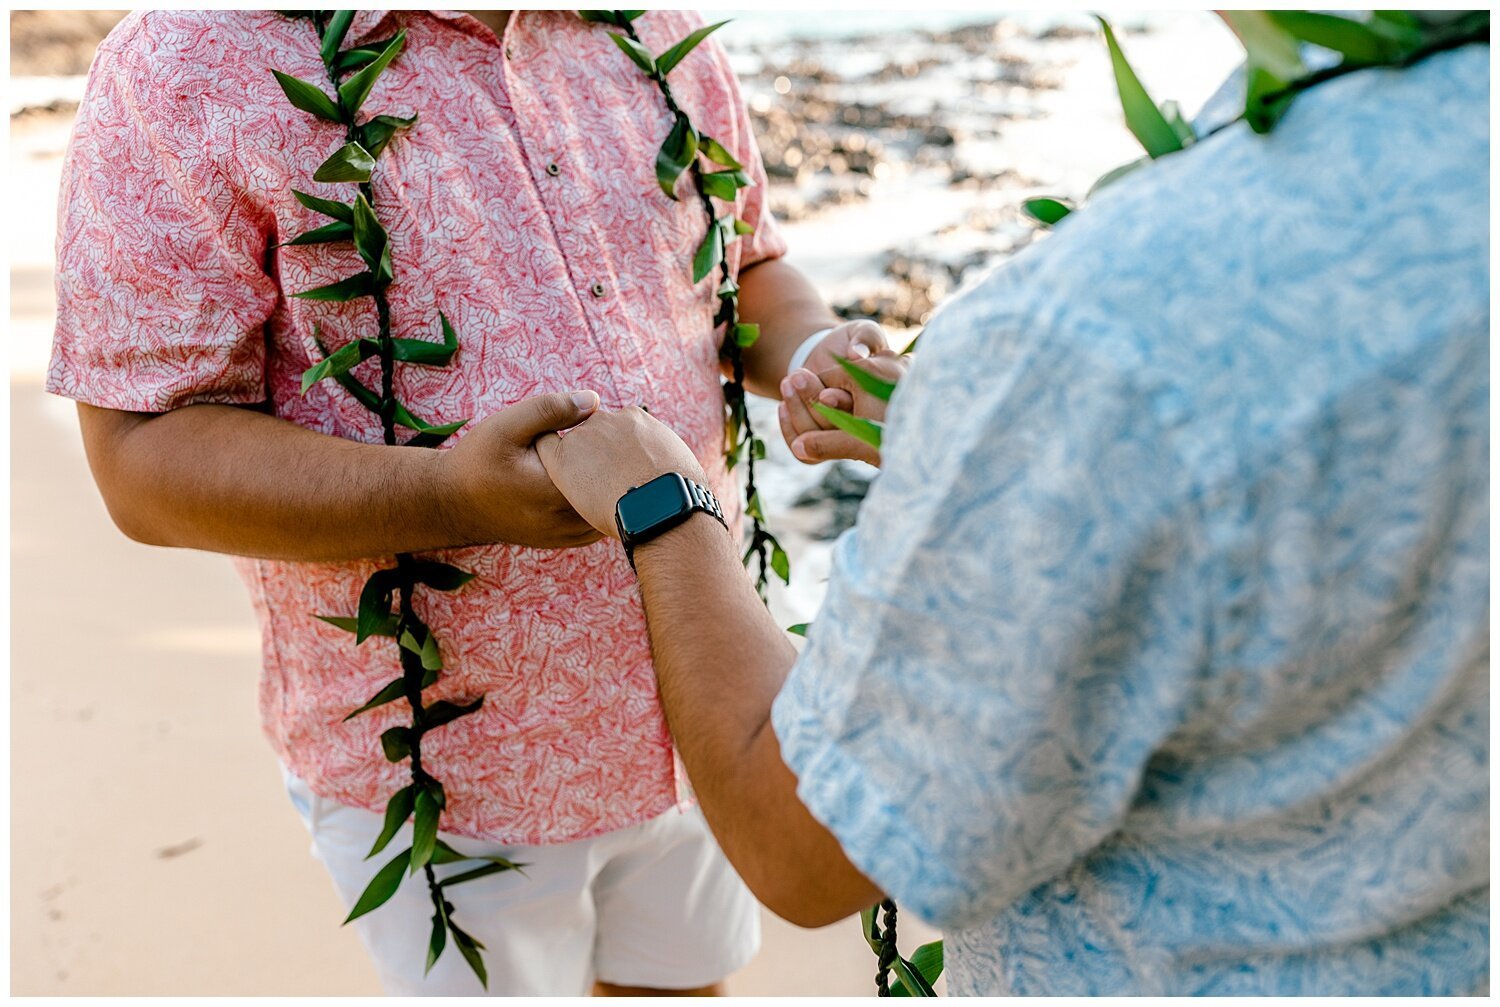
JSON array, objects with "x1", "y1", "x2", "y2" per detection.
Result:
[{"x1": 771, "y1": 45, "x2": 1488, "y2": 996}]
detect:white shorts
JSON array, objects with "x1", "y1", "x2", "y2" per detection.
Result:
[{"x1": 283, "y1": 769, "x2": 761, "y2": 995}]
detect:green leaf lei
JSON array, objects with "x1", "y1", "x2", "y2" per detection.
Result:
[{"x1": 272, "y1": 11, "x2": 521, "y2": 988}]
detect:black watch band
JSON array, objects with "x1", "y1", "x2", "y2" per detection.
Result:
[{"x1": 615, "y1": 472, "x2": 727, "y2": 570}]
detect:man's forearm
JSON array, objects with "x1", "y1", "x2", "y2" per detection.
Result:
[
  {"x1": 79, "y1": 402, "x2": 460, "y2": 562},
  {"x1": 633, "y1": 514, "x2": 881, "y2": 926},
  {"x1": 734, "y1": 258, "x2": 841, "y2": 399}
]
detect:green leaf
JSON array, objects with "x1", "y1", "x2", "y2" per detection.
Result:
[
  {"x1": 1158, "y1": 100, "x2": 1196, "y2": 147},
  {"x1": 279, "y1": 220, "x2": 354, "y2": 247},
  {"x1": 351, "y1": 194, "x2": 392, "y2": 282},
  {"x1": 655, "y1": 20, "x2": 729, "y2": 76},
  {"x1": 745, "y1": 490, "x2": 765, "y2": 522},
  {"x1": 1217, "y1": 11, "x2": 1306, "y2": 81},
  {"x1": 392, "y1": 403, "x2": 465, "y2": 438},
  {"x1": 399, "y1": 625, "x2": 443, "y2": 672},
  {"x1": 1243, "y1": 65, "x2": 1298, "y2": 134},
  {"x1": 608, "y1": 31, "x2": 657, "y2": 75},
  {"x1": 859, "y1": 905, "x2": 882, "y2": 955},
  {"x1": 751, "y1": 436, "x2": 767, "y2": 461},
  {"x1": 700, "y1": 168, "x2": 748, "y2": 201},
  {"x1": 1095, "y1": 18, "x2": 1183, "y2": 159},
  {"x1": 732, "y1": 216, "x2": 755, "y2": 235},
  {"x1": 655, "y1": 112, "x2": 698, "y2": 199},
  {"x1": 835, "y1": 356, "x2": 897, "y2": 402},
  {"x1": 1087, "y1": 156, "x2": 1148, "y2": 198},
  {"x1": 320, "y1": 9, "x2": 355, "y2": 67},
  {"x1": 316, "y1": 612, "x2": 398, "y2": 637},
  {"x1": 339, "y1": 669, "x2": 429, "y2": 726},
  {"x1": 1217, "y1": 11, "x2": 1306, "y2": 133},
  {"x1": 812, "y1": 402, "x2": 884, "y2": 449},
  {"x1": 292, "y1": 189, "x2": 355, "y2": 223},
  {"x1": 271, "y1": 69, "x2": 341, "y2": 122},
  {"x1": 366, "y1": 784, "x2": 416, "y2": 857},
  {"x1": 893, "y1": 955, "x2": 938, "y2": 997},
  {"x1": 358, "y1": 113, "x2": 418, "y2": 159},
  {"x1": 769, "y1": 539, "x2": 790, "y2": 584},
  {"x1": 292, "y1": 271, "x2": 374, "y2": 302},
  {"x1": 441, "y1": 859, "x2": 524, "y2": 888},
  {"x1": 409, "y1": 785, "x2": 441, "y2": 874},
  {"x1": 300, "y1": 338, "x2": 378, "y2": 394},
  {"x1": 733, "y1": 323, "x2": 760, "y2": 348},
  {"x1": 343, "y1": 847, "x2": 411, "y2": 923},
  {"x1": 334, "y1": 35, "x2": 398, "y2": 73},
  {"x1": 787, "y1": 622, "x2": 809, "y2": 637},
  {"x1": 692, "y1": 221, "x2": 724, "y2": 283},
  {"x1": 910, "y1": 941, "x2": 944, "y2": 985},
  {"x1": 430, "y1": 838, "x2": 469, "y2": 865},
  {"x1": 405, "y1": 423, "x2": 469, "y2": 449},
  {"x1": 313, "y1": 141, "x2": 377, "y2": 184},
  {"x1": 391, "y1": 312, "x2": 458, "y2": 366},
  {"x1": 356, "y1": 568, "x2": 400, "y2": 643},
  {"x1": 450, "y1": 922, "x2": 488, "y2": 989},
  {"x1": 339, "y1": 30, "x2": 407, "y2": 116},
  {"x1": 717, "y1": 276, "x2": 739, "y2": 300},
  {"x1": 409, "y1": 561, "x2": 476, "y2": 592},
  {"x1": 424, "y1": 698, "x2": 484, "y2": 731},
  {"x1": 1266, "y1": 10, "x2": 1388, "y2": 64},
  {"x1": 699, "y1": 134, "x2": 743, "y2": 170},
  {"x1": 380, "y1": 726, "x2": 413, "y2": 763},
  {"x1": 425, "y1": 910, "x2": 447, "y2": 975}
]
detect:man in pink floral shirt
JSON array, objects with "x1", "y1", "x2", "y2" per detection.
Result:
[{"x1": 50, "y1": 9, "x2": 889, "y2": 995}]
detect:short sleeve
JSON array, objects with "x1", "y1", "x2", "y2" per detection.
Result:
[
  {"x1": 770, "y1": 289, "x2": 1211, "y2": 931},
  {"x1": 47, "y1": 25, "x2": 278, "y2": 413},
  {"x1": 688, "y1": 19, "x2": 787, "y2": 272}
]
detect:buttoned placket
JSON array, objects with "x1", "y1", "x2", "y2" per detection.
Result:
[{"x1": 494, "y1": 14, "x2": 651, "y2": 405}]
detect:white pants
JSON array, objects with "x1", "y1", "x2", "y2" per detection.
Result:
[{"x1": 284, "y1": 769, "x2": 761, "y2": 995}]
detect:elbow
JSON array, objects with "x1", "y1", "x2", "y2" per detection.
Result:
[{"x1": 742, "y1": 864, "x2": 870, "y2": 930}]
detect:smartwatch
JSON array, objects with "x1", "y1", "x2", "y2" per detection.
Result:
[{"x1": 615, "y1": 472, "x2": 727, "y2": 569}]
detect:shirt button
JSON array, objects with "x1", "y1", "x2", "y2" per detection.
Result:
[
  {"x1": 590, "y1": 282, "x2": 607, "y2": 298},
  {"x1": 546, "y1": 162, "x2": 561, "y2": 177}
]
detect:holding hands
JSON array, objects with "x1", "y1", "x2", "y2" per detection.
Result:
[{"x1": 778, "y1": 341, "x2": 911, "y2": 468}]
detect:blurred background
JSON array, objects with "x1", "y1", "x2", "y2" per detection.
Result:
[{"x1": 10, "y1": 9, "x2": 1241, "y2": 995}]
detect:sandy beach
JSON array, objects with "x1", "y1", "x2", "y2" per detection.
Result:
[{"x1": 10, "y1": 10, "x2": 1238, "y2": 995}]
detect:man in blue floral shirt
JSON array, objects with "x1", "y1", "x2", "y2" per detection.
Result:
[{"x1": 535, "y1": 38, "x2": 1489, "y2": 995}]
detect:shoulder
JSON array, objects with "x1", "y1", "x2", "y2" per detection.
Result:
[{"x1": 91, "y1": 10, "x2": 310, "y2": 104}]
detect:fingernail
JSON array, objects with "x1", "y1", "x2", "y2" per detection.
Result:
[
  {"x1": 779, "y1": 377, "x2": 795, "y2": 398},
  {"x1": 790, "y1": 371, "x2": 812, "y2": 391},
  {"x1": 571, "y1": 390, "x2": 599, "y2": 410},
  {"x1": 778, "y1": 402, "x2": 789, "y2": 422},
  {"x1": 850, "y1": 343, "x2": 871, "y2": 359}
]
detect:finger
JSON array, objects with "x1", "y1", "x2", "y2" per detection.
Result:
[
  {"x1": 842, "y1": 319, "x2": 888, "y2": 359},
  {"x1": 777, "y1": 400, "x2": 801, "y2": 453},
  {"x1": 817, "y1": 388, "x2": 855, "y2": 412},
  {"x1": 780, "y1": 369, "x2": 833, "y2": 435},
  {"x1": 534, "y1": 431, "x2": 563, "y2": 471},
  {"x1": 498, "y1": 390, "x2": 600, "y2": 443},
  {"x1": 793, "y1": 430, "x2": 879, "y2": 466}
]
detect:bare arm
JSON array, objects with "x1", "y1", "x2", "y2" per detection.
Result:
[
  {"x1": 78, "y1": 390, "x2": 603, "y2": 563},
  {"x1": 732, "y1": 258, "x2": 844, "y2": 398},
  {"x1": 635, "y1": 514, "x2": 882, "y2": 927},
  {"x1": 535, "y1": 407, "x2": 881, "y2": 927}
]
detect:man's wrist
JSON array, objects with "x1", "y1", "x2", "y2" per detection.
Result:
[
  {"x1": 630, "y1": 507, "x2": 737, "y2": 571},
  {"x1": 786, "y1": 326, "x2": 836, "y2": 377}
]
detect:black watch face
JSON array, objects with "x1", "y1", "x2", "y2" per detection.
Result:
[{"x1": 617, "y1": 474, "x2": 691, "y2": 538}]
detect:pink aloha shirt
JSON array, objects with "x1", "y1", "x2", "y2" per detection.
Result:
[{"x1": 49, "y1": 9, "x2": 786, "y2": 844}]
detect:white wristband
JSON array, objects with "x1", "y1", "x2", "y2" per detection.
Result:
[{"x1": 787, "y1": 326, "x2": 836, "y2": 377}]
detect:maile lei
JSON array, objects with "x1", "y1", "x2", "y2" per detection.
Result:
[{"x1": 270, "y1": 8, "x2": 789, "y2": 989}]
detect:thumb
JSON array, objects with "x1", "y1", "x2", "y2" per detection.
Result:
[
  {"x1": 498, "y1": 390, "x2": 599, "y2": 442},
  {"x1": 843, "y1": 320, "x2": 888, "y2": 360}
]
